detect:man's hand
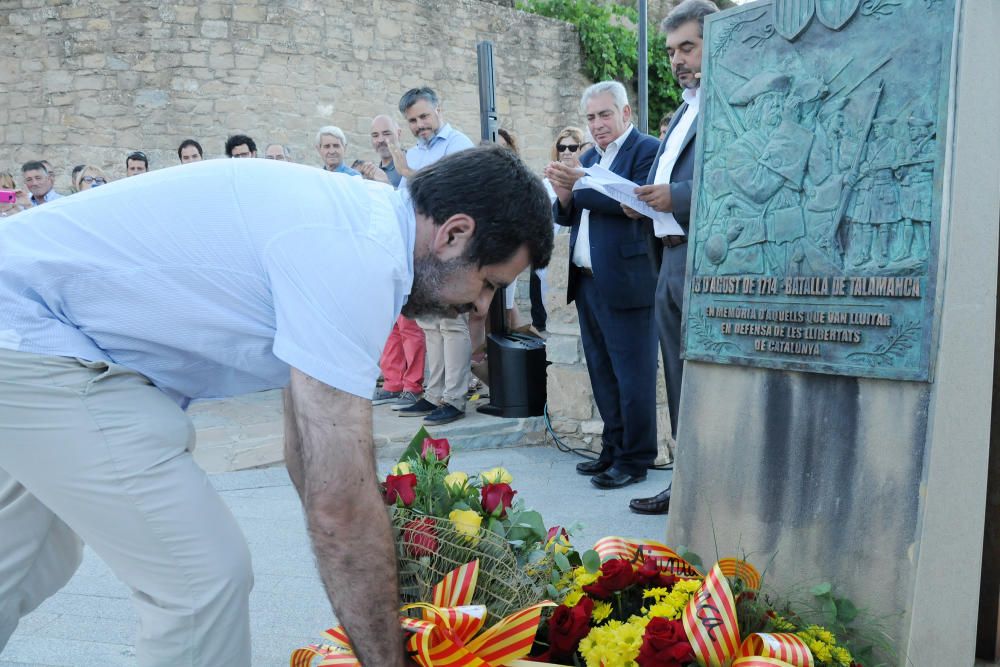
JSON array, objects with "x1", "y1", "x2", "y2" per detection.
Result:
[
  {"x1": 387, "y1": 136, "x2": 414, "y2": 179},
  {"x1": 357, "y1": 161, "x2": 390, "y2": 184},
  {"x1": 621, "y1": 204, "x2": 644, "y2": 220},
  {"x1": 286, "y1": 369, "x2": 406, "y2": 667},
  {"x1": 635, "y1": 184, "x2": 673, "y2": 213},
  {"x1": 545, "y1": 161, "x2": 584, "y2": 210}
]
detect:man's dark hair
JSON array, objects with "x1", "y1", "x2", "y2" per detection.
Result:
[
  {"x1": 661, "y1": 0, "x2": 719, "y2": 36},
  {"x1": 398, "y1": 87, "x2": 439, "y2": 114},
  {"x1": 177, "y1": 139, "x2": 203, "y2": 160},
  {"x1": 407, "y1": 145, "x2": 553, "y2": 269},
  {"x1": 225, "y1": 134, "x2": 257, "y2": 157},
  {"x1": 496, "y1": 128, "x2": 519, "y2": 156},
  {"x1": 125, "y1": 151, "x2": 148, "y2": 169},
  {"x1": 659, "y1": 113, "x2": 674, "y2": 128},
  {"x1": 21, "y1": 160, "x2": 48, "y2": 175}
]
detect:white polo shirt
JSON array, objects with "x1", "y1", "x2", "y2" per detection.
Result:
[{"x1": 0, "y1": 159, "x2": 415, "y2": 405}]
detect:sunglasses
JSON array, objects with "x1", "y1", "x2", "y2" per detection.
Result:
[
  {"x1": 556, "y1": 143, "x2": 582, "y2": 153},
  {"x1": 82, "y1": 176, "x2": 106, "y2": 184}
]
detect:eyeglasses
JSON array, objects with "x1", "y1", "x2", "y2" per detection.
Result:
[
  {"x1": 82, "y1": 176, "x2": 106, "y2": 184},
  {"x1": 556, "y1": 143, "x2": 581, "y2": 153}
]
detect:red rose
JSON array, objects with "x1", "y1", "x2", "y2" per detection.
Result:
[
  {"x1": 384, "y1": 473, "x2": 418, "y2": 506},
  {"x1": 636, "y1": 558, "x2": 679, "y2": 589},
  {"x1": 583, "y1": 559, "x2": 636, "y2": 599},
  {"x1": 402, "y1": 516, "x2": 438, "y2": 557},
  {"x1": 481, "y1": 482, "x2": 516, "y2": 518},
  {"x1": 547, "y1": 597, "x2": 594, "y2": 659},
  {"x1": 421, "y1": 436, "x2": 451, "y2": 461},
  {"x1": 636, "y1": 617, "x2": 695, "y2": 667}
]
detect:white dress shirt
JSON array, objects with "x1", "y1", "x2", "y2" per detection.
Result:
[
  {"x1": 653, "y1": 87, "x2": 700, "y2": 238},
  {"x1": 572, "y1": 124, "x2": 635, "y2": 270}
]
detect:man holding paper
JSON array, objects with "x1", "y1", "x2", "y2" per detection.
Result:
[
  {"x1": 627, "y1": 0, "x2": 719, "y2": 516},
  {"x1": 546, "y1": 81, "x2": 660, "y2": 490}
]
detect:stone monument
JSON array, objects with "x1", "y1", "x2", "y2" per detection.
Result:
[{"x1": 667, "y1": 0, "x2": 1000, "y2": 663}]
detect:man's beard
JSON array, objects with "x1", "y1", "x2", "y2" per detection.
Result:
[{"x1": 401, "y1": 254, "x2": 474, "y2": 319}]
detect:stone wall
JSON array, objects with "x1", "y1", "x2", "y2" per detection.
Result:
[{"x1": 0, "y1": 0, "x2": 589, "y2": 187}]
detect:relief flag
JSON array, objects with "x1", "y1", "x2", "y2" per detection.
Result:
[
  {"x1": 815, "y1": 0, "x2": 862, "y2": 30},
  {"x1": 772, "y1": 0, "x2": 815, "y2": 41}
]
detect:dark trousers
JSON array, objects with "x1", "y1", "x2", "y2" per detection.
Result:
[
  {"x1": 655, "y1": 244, "x2": 687, "y2": 440},
  {"x1": 529, "y1": 269, "x2": 546, "y2": 331},
  {"x1": 575, "y1": 275, "x2": 658, "y2": 476}
]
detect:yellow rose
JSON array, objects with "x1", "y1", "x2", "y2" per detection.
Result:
[
  {"x1": 479, "y1": 467, "x2": 512, "y2": 485},
  {"x1": 391, "y1": 461, "x2": 411, "y2": 476},
  {"x1": 444, "y1": 471, "x2": 469, "y2": 491},
  {"x1": 449, "y1": 509, "x2": 483, "y2": 545}
]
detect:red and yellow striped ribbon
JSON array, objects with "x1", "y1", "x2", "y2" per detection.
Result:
[
  {"x1": 682, "y1": 564, "x2": 813, "y2": 667},
  {"x1": 291, "y1": 560, "x2": 554, "y2": 667},
  {"x1": 592, "y1": 536, "x2": 702, "y2": 577}
]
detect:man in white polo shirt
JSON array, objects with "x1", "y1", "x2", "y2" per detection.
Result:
[{"x1": 0, "y1": 147, "x2": 553, "y2": 666}]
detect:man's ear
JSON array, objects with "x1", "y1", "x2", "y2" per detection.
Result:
[{"x1": 431, "y1": 214, "x2": 476, "y2": 261}]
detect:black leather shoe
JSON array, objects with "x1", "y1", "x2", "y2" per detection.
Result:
[
  {"x1": 576, "y1": 459, "x2": 613, "y2": 476},
  {"x1": 629, "y1": 486, "x2": 671, "y2": 515},
  {"x1": 590, "y1": 467, "x2": 647, "y2": 489}
]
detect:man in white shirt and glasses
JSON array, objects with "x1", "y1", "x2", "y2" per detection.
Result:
[
  {"x1": 0, "y1": 146, "x2": 553, "y2": 666},
  {"x1": 627, "y1": 0, "x2": 719, "y2": 516}
]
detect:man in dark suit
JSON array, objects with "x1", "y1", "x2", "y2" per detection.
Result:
[
  {"x1": 627, "y1": 0, "x2": 719, "y2": 515},
  {"x1": 546, "y1": 81, "x2": 661, "y2": 489}
]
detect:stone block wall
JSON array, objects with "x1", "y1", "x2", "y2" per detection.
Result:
[{"x1": 0, "y1": 0, "x2": 589, "y2": 187}]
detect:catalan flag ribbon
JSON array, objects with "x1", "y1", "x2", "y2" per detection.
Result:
[
  {"x1": 682, "y1": 564, "x2": 813, "y2": 667},
  {"x1": 291, "y1": 560, "x2": 554, "y2": 667}
]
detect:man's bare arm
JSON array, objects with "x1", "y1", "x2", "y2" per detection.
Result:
[
  {"x1": 283, "y1": 387, "x2": 305, "y2": 502},
  {"x1": 287, "y1": 368, "x2": 405, "y2": 667}
]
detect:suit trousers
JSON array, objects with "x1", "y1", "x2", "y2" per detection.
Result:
[
  {"x1": 655, "y1": 244, "x2": 687, "y2": 440},
  {"x1": 416, "y1": 313, "x2": 470, "y2": 411},
  {"x1": 575, "y1": 275, "x2": 658, "y2": 476},
  {"x1": 0, "y1": 349, "x2": 253, "y2": 666},
  {"x1": 379, "y1": 315, "x2": 426, "y2": 394}
]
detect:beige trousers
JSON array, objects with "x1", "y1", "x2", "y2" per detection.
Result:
[
  {"x1": 0, "y1": 349, "x2": 253, "y2": 666},
  {"x1": 416, "y1": 313, "x2": 471, "y2": 410}
]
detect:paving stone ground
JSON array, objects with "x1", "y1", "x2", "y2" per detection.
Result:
[{"x1": 2, "y1": 416, "x2": 673, "y2": 666}]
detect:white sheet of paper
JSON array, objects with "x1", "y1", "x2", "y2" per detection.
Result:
[{"x1": 572, "y1": 164, "x2": 685, "y2": 236}]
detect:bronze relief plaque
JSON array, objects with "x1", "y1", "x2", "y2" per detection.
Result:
[{"x1": 682, "y1": 0, "x2": 955, "y2": 381}]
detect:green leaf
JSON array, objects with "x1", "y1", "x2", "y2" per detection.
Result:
[
  {"x1": 516, "y1": 510, "x2": 547, "y2": 540},
  {"x1": 810, "y1": 582, "x2": 833, "y2": 597},
  {"x1": 582, "y1": 549, "x2": 601, "y2": 573},
  {"x1": 821, "y1": 596, "x2": 837, "y2": 624},
  {"x1": 398, "y1": 426, "x2": 432, "y2": 464},
  {"x1": 547, "y1": 583, "x2": 559, "y2": 599},
  {"x1": 554, "y1": 551, "x2": 572, "y2": 572},
  {"x1": 678, "y1": 547, "x2": 703, "y2": 570},
  {"x1": 488, "y1": 517, "x2": 505, "y2": 537},
  {"x1": 835, "y1": 596, "x2": 858, "y2": 623}
]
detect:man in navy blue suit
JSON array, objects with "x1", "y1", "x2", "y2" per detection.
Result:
[
  {"x1": 627, "y1": 0, "x2": 719, "y2": 515},
  {"x1": 546, "y1": 81, "x2": 661, "y2": 489}
]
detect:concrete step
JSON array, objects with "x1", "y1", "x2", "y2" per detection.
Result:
[{"x1": 188, "y1": 389, "x2": 546, "y2": 473}]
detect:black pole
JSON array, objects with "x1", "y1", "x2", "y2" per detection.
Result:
[
  {"x1": 477, "y1": 41, "x2": 506, "y2": 335},
  {"x1": 638, "y1": 0, "x2": 649, "y2": 134}
]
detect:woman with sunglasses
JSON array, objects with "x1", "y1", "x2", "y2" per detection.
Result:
[
  {"x1": 74, "y1": 165, "x2": 109, "y2": 192},
  {"x1": 544, "y1": 127, "x2": 590, "y2": 202}
]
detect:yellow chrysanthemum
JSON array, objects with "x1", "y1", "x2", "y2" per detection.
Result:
[
  {"x1": 833, "y1": 646, "x2": 853, "y2": 666},
  {"x1": 770, "y1": 613, "x2": 796, "y2": 631},
  {"x1": 642, "y1": 587, "x2": 670, "y2": 600},
  {"x1": 563, "y1": 589, "x2": 584, "y2": 607},
  {"x1": 592, "y1": 601, "x2": 613, "y2": 623},
  {"x1": 578, "y1": 620, "x2": 644, "y2": 667}
]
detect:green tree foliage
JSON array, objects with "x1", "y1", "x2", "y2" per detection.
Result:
[{"x1": 518, "y1": 0, "x2": 683, "y2": 127}]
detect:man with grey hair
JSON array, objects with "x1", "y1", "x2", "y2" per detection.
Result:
[
  {"x1": 627, "y1": 0, "x2": 719, "y2": 516},
  {"x1": 391, "y1": 86, "x2": 476, "y2": 425},
  {"x1": 316, "y1": 126, "x2": 359, "y2": 176},
  {"x1": 546, "y1": 81, "x2": 661, "y2": 490},
  {"x1": 354, "y1": 115, "x2": 400, "y2": 187}
]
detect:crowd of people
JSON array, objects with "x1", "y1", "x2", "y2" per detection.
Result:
[{"x1": 1, "y1": 0, "x2": 715, "y2": 663}]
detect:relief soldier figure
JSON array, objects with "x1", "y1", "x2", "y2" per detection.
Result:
[
  {"x1": 846, "y1": 117, "x2": 903, "y2": 268},
  {"x1": 893, "y1": 116, "x2": 936, "y2": 263}
]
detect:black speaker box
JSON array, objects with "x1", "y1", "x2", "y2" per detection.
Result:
[{"x1": 476, "y1": 332, "x2": 547, "y2": 418}]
